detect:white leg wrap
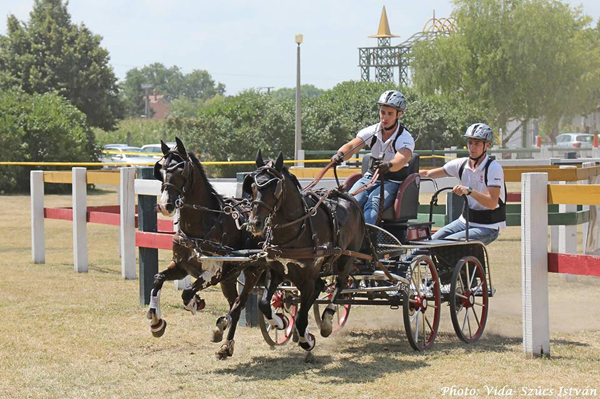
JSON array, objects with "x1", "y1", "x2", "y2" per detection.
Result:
[
  {"x1": 267, "y1": 313, "x2": 285, "y2": 330},
  {"x1": 149, "y1": 290, "x2": 161, "y2": 319},
  {"x1": 298, "y1": 326, "x2": 313, "y2": 344},
  {"x1": 184, "y1": 297, "x2": 197, "y2": 315}
]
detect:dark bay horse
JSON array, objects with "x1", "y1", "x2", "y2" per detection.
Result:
[
  {"x1": 245, "y1": 152, "x2": 365, "y2": 351},
  {"x1": 149, "y1": 137, "x2": 263, "y2": 359}
]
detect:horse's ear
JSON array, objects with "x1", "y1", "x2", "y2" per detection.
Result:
[
  {"x1": 275, "y1": 152, "x2": 284, "y2": 171},
  {"x1": 160, "y1": 140, "x2": 170, "y2": 155},
  {"x1": 256, "y1": 149, "x2": 265, "y2": 167},
  {"x1": 175, "y1": 137, "x2": 188, "y2": 159}
]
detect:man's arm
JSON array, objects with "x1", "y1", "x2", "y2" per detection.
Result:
[
  {"x1": 335, "y1": 137, "x2": 366, "y2": 161},
  {"x1": 419, "y1": 167, "x2": 449, "y2": 179},
  {"x1": 453, "y1": 185, "x2": 501, "y2": 209},
  {"x1": 388, "y1": 148, "x2": 412, "y2": 172}
]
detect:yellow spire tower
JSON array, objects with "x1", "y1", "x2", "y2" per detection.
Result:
[{"x1": 369, "y1": 6, "x2": 399, "y2": 38}]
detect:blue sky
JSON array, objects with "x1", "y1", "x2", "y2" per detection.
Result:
[{"x1": 1, "y1": 1, "x2": 599, "y2": 94}]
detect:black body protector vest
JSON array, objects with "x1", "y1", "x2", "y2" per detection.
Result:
[
  {"x1": 458, "y1": 158, "x2": 507, "y2": 225},
  {"x1": 366, "y1": 124, "x2": 411, "y2": 182}
]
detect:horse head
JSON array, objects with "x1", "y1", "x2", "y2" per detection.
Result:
[
  {"x1": 245, "y1": 151, "x2": 285, "y2": 236},
  {"x1": 155, "y1": 137, "x2": 194, "y2": 216}
]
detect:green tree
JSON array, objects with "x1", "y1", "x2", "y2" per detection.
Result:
[
  {"x1": 0, "y1": 89, "x2": 97, "y2": 193},
  {"x1": 121, "y1": 63, "x2": 225, "y2": 118},
  {"x1": 0, "y1": 0, "x2": 123, "y2": 130},
  {"x1": 411, "y1": 0, "x2": 600, "y2": 144},
  {"x1": 270, "y1": 84, "x2": 325, "y2": 102},
  {"x1": 165, "y1": 81, "x2": 484, "y2": 177}
]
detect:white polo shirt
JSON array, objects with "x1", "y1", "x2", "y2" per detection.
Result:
[
  {"x1": 443, "y1": 155, "x2": 506, "y2": 230},
  {"x1": 356, "y1": 122, "x2": 415, "y2": 183}
]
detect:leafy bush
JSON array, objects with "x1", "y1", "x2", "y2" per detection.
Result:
[{"x1": 0, "y1": 89, "x2": 97, "y2": 193}]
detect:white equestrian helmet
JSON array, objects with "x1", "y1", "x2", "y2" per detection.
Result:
[
  {"x1": 464, "y1": 123, "x2": 493, "y2": 143},
  {"x1": 376, "y1": 90, "x2": 406, "y2": 112}
]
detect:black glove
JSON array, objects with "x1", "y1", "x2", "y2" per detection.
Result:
[
  {"x1": 331, "y1": 151, "x2": 345, "y2": 165},
  {"x1": 377, "y1": 161, "x2": 393, "y2": 176}
]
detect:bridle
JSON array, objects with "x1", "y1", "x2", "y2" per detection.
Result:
[
  {"x1": 246, "y1": 166, "x2": 284, "y2": 216},
  {"x1": 154, "y1": 151, "x2": 195, "y2": 207}
]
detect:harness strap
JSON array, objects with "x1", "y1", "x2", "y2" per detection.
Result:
[
  {"x1": 350, "y1": 170, "x2": 380, "y2": 195},
  {"x1": 173, "y1": 233, "x2": 235, "y2": 256},
  {"x1": 272, "y1": 189, "x2": 331, "y2": 229}
]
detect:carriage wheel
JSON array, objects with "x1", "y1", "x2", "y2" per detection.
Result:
[
  {"x1": 258, "y1": 284, "x2": 298, "y2": 346},
  {"x1": 403, "y1": 255, "x2": 441, "y2": 351},
  {"x1": 313, "y1": 279, "x2": 351, "y2": 333},
  {"x1": 450, "y1": 256, "x2": 488, "y2": 343}
]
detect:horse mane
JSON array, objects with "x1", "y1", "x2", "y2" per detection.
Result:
[
  {"x1": 187, "y1": 151, "x2": 223, "y2": 202},
  {"x1": 281, "y1": 165, "x2": 302, "y2": 191}
]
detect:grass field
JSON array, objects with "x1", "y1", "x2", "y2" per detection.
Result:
[{"x1": 0, "y1": 186, "x2": 599, "y2": 399}]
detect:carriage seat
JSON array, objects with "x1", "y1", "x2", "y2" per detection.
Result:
[{"x1": 341, "y1": 153, "x2": 421, "y2": 223}]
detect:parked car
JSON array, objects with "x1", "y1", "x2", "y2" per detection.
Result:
[
  {"x1": 555, "y1": 133, "x2": 594, "y2": 148},
  {"x1": 141, "y1": 142, "x2": 176, "y2": 159},
  {"x1": 102, "y1": 143, "x2": 130, "y2": 150},
  {"x1": 101, "y1": 146, "x2": 157, "y2": 168}
]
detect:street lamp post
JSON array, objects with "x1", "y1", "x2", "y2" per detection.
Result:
[
  {"x1": 141, "y1": 83, "x2": 153, "y2": 119},
  {"x1": 295, "y1": 34, "x2": 303, "y2": 167}
]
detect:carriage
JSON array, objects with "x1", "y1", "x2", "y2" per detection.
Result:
[
  {"x1": 150, "y1": 139, "x2": 494, "y2": 357},
  {"x1": 250, "y1": 154, "x2": 495, "y2": 351}
]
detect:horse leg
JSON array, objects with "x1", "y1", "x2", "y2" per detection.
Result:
[
  {"x1": 320, "y1": 256, "x2": 353, "y2": 338},
  {"x1": 181, "y1": 285, "x2": 206, "y2": 315},
  {"x1": 212, "y1": 278, "x2": 237, "y2": 343},
  {"x1": 296, "y1": 278, "x2": 324, "y2": 351},
  {"x1": 147, "y1": 261, "x2": 188, "y2": 338},
  {"x1": 216, "y1": 268, "x2": 263, "y2": 360},
  {"x1": 257, "y1": 271, "x2": 287, "y2": 330}
]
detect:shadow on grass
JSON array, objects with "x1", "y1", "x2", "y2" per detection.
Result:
[
  {"x1": 216, "y1": 329, "x2": 583, "y2": 382},
  {"x1": 217, "y1": 347, "x2": 427, "y2": 383}
]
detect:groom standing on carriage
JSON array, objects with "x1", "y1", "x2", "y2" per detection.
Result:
[{"x1": 331, "y1": 90, "x2": 415, "y2": 224}]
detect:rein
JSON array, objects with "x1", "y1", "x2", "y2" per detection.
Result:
[{"x1": 350, "y1": 170, "x2": 380, "y2": 195}]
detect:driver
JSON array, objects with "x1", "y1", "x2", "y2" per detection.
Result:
[
  {"x1": 331, "y1": 90, "x2": 415, "y2": 224},
  {"x1": 419, "y1": 123, "x2": 506, "y2": 244}
]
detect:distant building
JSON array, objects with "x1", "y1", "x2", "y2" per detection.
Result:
[{"x1": 149, "y1": 92, "x2": 171, "y2": 120}]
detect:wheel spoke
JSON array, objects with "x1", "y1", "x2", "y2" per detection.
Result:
[
  {"x1": 467, "y1": 310, "x2": 472, "y2": 337},
  {"x1": 456, "y1": 293, "x2": 468, "y2": 300},
  {"x1": 472, "y1": 305, "x2": 481, "y2": 328},
  {"x1": 466, "y1": 263, "x2": 472, "y2": 288},
  {"x1": 468, "y1": 264, "x2": 477, "y2": 288},
  {"x1": 461, "y1": 307, "x2": 469, "y2": 333},
  {"x1": 414, "y1": 311, "x2": 420, "y2": 343},
  {"x1": 425, "y1": 314, "x2": 433, "y2": 332}
]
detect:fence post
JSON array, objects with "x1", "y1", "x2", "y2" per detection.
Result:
[
  {"x1": 72, "y1": 167, "x2": 88, "y2": 273},
  {"x1": 31, "y1": 170, "x2": 45, "y2": 264},
  {"x1": 559, "y1": 166, "x2": 577, "y2": 254},
  {"x1": 581, "y1": 162, "x2": 595, "y2": 253},
  {"x1": 521, "y1": 172, "x2": 550, "y2": 357},
  {"x1": 235, "y1": 172, "x2": 259, "y2": 327},
  {"x1": 120, "y1": 167, "x2": 136, "y2": 279},
  {"x1": 137, "y1": 167, "x2": 158, "y2": 306}
]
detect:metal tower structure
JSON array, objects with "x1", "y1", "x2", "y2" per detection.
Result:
[{"x1": 359, "y1": 9, "x2": 457, "y2": 86}]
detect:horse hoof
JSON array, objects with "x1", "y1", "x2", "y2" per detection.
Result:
[
  {"x1": 320, "y1": 308, "x2": 336, "y2": 338},
  {"x1": 197, "y1": 298, "x2": 206, "y2": 311},
  {"x1": 215, "y1": 341, "x2": 234, "y2": 360},
  {"x1": 151, "y1": 319, "x2": 167, "y2": 338},
  {"x1": 299, "y1": 333, "x2": 316, "y2": 351},
  {"x1": 212, "y1": 327, "x2": 223, "y2": 343}
]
